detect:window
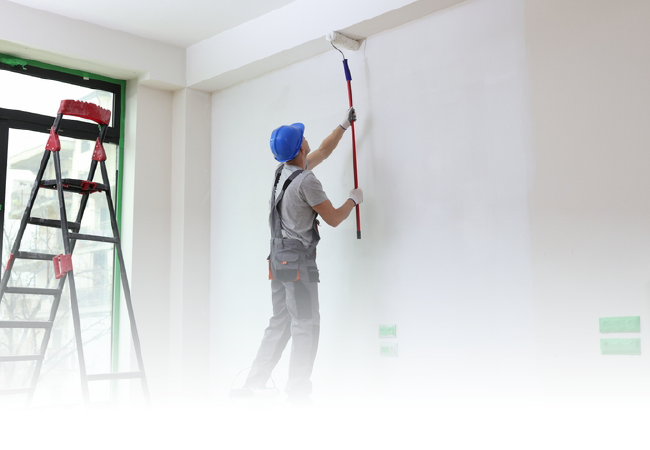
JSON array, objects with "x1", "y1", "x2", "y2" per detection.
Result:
[{"x1": 0, "y1": 55, "x2": 125, "y2": 406}]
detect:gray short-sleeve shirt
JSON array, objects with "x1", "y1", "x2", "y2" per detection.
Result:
[{"x1": 273, "y1": 164, "x2": 328, "y2": 248}]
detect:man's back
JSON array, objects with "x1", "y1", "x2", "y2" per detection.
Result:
[{"x1": 274, "y1": 164, "x2": 327, "y2": 248}]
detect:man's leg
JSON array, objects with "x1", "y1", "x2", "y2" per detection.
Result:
[
  {"x1": 244, "y1": 279, "x2": 292, "y2": 388},
  {"x1": 284, "y1": 276, "x2": 320, "y2": 397}
]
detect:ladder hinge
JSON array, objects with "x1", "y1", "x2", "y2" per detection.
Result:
[
  {"x1": 92, "y1": 138, "x2": 107, "y2": 162},
  {"x1": 53, "y1": 254, "x2": 73, "y2": 279},
  {"x1": 45, "y1": 127, "x2": 61, "y2": 152}
]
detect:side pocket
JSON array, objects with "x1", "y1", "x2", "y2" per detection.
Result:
[
  {"x1": 307, "y1": 266, "x2": 320, "y2": 283},
  {"x1": 272, "y1": 249, "x2": 300, "y2": 282}
]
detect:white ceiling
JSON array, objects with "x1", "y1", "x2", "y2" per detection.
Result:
[{"x1": 6, "y1": 0, "x2": 298, "y2": 48}]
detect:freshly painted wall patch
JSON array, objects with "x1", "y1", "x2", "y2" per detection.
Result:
[
  {"x1": 599, "y1": 316, "x2": 640, "y2": 333},
  {"x1": 380, "y1": 342, "x2": 398, "y2": 357},
  {"x1": 379, "y1": 324, "x2": 396, "y2": 338},
  {"x1": 600, "y1": 338, "x2": 641, "y2": 356}
]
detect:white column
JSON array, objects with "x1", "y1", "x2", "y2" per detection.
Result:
[
  {"x1": 121, "y1": 81, "x2": 174, "y2": 402},
  {"x1": 170, "y1": 88, "x2": 211, "y2": 402}
]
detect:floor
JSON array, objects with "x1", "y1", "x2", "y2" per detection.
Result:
[{"x1": 2, "y1": 392, "x2": 648, "y2": 449}]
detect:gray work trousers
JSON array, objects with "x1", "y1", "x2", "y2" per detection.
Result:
[{"x1": 245, "y1": 259, "x2": 320, "y2": 396}]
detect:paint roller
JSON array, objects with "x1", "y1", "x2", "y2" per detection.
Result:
[{"x1": 326, "y1": 31, "x2": 362, "y2": 240}]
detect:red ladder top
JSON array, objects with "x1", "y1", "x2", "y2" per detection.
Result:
[{"x1": 58, "y1": 100, "x2": 111, "y2": 125}]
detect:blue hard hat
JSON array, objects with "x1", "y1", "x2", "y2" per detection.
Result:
[{"x1": 270, "y1": 123, "x2": 305, "y2": 162}]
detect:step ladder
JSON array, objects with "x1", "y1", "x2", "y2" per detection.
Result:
[{"x1": 0, "y1": 100, "x2": 150, "y2": 406}]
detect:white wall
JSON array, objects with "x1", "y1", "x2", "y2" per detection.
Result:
[
  {"x1": 525, "y1": 0, "x2": 650, "y2": 403},
  {"x1": 211, "y1": 0, "x2": 537, "y2": 406}
]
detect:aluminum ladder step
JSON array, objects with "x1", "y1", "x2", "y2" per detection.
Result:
[
  {"x1": 0, "y1": 320, "x2": 53, "y2": 329},
  {"x1": 86, "y1": 372, "x2": 143, "y2": 382},
  {"x1": 0, "y1": 354, "x2": 44, "y2": 362},
  {"x1": 28, "y1": 217, "x2": 81, "y2": 232},
  {"x1": 40, "y1": 179, "x2": 107, "y2": 194},
  {"x1": 69, "y1": 233, "x2": 118, "y2": 244},
  {"x1": 14, "y1": 251, "x2": 58, "y2": 261},
  {"x1": 3, "y1": 287, "x2": 62, "y2": 296}
]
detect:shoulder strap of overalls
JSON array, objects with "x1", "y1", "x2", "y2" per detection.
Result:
[
  {"x1": 270, "y1": 164, "x2": 304, "y2": 239},
  {"x1": 273, "y1": 167, "x2": 304, "y2": 207}
]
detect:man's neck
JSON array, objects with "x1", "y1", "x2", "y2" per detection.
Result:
[{"x1": 287, "y1": 156, "x2": 306, "y2": 170}]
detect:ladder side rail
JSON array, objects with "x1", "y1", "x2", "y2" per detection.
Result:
[
  {"x1": 99, "y1": 160, "x2": 150, "y2": 404},
  {"x1": 0, "y1": 119, "x2": 7, "y2": 270},
  {"x1": 52, "y1": 150, "x2": 90, "y2": 403}
]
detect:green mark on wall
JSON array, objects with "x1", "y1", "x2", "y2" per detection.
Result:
[
  {"x1": 600, "y1": 338, "x2": 641, "y2": 356},
  {"x1": 599, "y1": 316, "x2": 640, "y2": 333},
  {"x1": 380, "y1": 342, "x2": 398, "y2": 357},
  {"x1": 379, "y1": 324, "x2": 396, "y2": 338}
]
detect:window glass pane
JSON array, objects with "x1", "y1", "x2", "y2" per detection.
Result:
[
  {"x1": 0, "y1": 70, "x2": 114, "y2": 126},
  {"x1": 1, "y1": 128, "x2": 117, "y2": 406}
]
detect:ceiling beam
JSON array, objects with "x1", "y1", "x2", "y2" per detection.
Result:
[{"x1": 187, "y1": 0, "x2": 465, "y2": 92}]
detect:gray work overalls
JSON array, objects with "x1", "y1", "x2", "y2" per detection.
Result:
[{"x1": 245, "y1": 164, "x2": 321, "y2": 396}]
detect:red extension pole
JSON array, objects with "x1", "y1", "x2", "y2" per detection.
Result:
[{"x1": 343, "y1": 60, "x2": 361, "y2": 239}]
